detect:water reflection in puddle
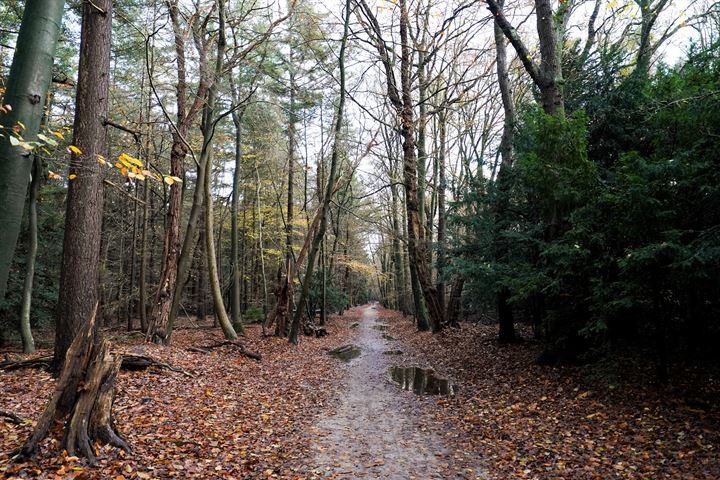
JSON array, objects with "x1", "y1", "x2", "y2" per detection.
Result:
[
  {"x1": 388, "y1": 366, "x2": 455, "y2": 395},
  {"x1": 328, "y1": 344, "x2": 361, "y2": 362}
]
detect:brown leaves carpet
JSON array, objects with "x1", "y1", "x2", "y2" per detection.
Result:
[{"x1": 2, "y1": 305, "x2": 718, "y2": 479}]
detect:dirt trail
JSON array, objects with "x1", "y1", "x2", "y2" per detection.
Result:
[{"x1": 311, "y1": 304, "x2": 483, "y2": 479}]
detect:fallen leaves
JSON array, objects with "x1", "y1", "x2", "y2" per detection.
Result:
[
  {"x1": 2, "y1": 306, "x2": 717, "y2": 479},
  {"x1": 0, "y1": 318, "x2": 353, "y2": 479},
  {"x1": 379, "y1": 306, "x2": 720, "y2": 480}
]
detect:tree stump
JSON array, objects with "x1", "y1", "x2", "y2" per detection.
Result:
[{"x1": 16, "y1": 306, "x2": 129, "y2": 465}]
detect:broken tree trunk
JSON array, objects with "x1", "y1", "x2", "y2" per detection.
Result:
[{"x1": 16, "y1": 306, "x2": 129, "y2": 465}]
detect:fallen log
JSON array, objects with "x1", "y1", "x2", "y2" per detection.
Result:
[
  {"x1": 195, "y1": 340, "x2": 262, "y2": 361},
  {"x1": 0, "y1": 355, "x2": 52, "y2": 371},
  {"x1": 1, "y1": 352, "x2": 191, "y2": 377}
]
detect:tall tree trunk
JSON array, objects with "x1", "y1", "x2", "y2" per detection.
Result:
[
  {"x1": 167, "y1": 156, "x2": 207, "y2": 334},
  {"x1": 390, "y1": 184, "x2": 407, "y2": 313},
  {"x1": 19, "y1": 157, "x2": 41, "y2": 353},
  {"x1": 0, "y1": 0, "x2": 65, "y2": 300},
  {"x1": 230, "y1": 104, "x2": 244, "y2": 330},
  {"x1": 436, "y1": 110, "x2": 447, "y2": 316},
  {"x1": 280, "y1": 67, "x2": 297, "y2": 338},
  {"x1": 240, "y1": 185, "x2": 248, "y2": 313},
  {"x1": 255, "y1": 158, "x2": 269, "y2": 318},
  {"x1": 54, "y1": 0, "x2": 112, "y2": 369},
  {"x1": 289, "y1": 0, "x2": 350, "y2": 344},
  {"x1": 146, "y1": 0, "x2": 189, "y2": 343},
  {"x1": 399, "y1": 0, "x2": 443, "y2": 332},
  {"x1": 494, "y1": 0, "x2": 517, "y2": 343},
  {"x1": 146, "y1": 0, "x2": 210, "y2": 343},
  {"x1": 195, "y1": 215, "x2": 207, "y2": 323},
  {"x1": 416, "y1": 51, "x2": 428, "y2": 252},
  {"x1": 202, "y1": 0, "x2": 238, "y2": 340},
  {"x1": 138, "y1": 138, "x2": 151, "y2": 332}
]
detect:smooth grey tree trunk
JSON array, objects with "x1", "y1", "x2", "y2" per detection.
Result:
[
  {"x1": 202, "y1": 0, "x2": 238, "y2": 340},
  {"x1": 0, "y1": 0, "x2": 65, "y2": 300}
]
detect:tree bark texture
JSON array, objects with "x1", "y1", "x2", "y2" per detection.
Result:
[
  {"x1": 19, "y1": 306, "x2": 129, "y2": 464},
  {"x1": 147, "y1": 0, "x2": 210, "y2": 343},
  {"x1": 54, "y1": 0, "x2": 112, "y2": 369},
  {"x1": 399, "y1": 0, "x2": 443, "y2": 332}
]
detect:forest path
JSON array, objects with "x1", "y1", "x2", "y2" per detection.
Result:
[{"x1": 310, "y1": 304, "x2": 482, "y2": 479}]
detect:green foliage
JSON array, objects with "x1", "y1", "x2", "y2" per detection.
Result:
[
  {"x1": 243, "y1": 305, "x2": 265, "y2": 323},
  {"x1": 0, "y1": 185, "x2": 65, "y2": 344},
  {"x1": 307, "y1": 271, "x2": 348, "y2": 317},
  {"x1": 515, "y1": 109, "x2": 596, "y2": 217},
  {"x1": 455, "y1": 41, "x2": 720, "y2": 364}
]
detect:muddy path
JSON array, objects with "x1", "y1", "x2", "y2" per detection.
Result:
[{"x1": 310, "y1": 304, "x2": 484, "y2": 479}]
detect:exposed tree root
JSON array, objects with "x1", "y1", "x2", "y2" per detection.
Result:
[
  {"x1": 120, "y1": 354, "x2": 194, "y2": 377},
  {"x1": 302, "y1": 322, "x2": 328, "y2": 337},
  {"x1": 186, "y1": 346, "x2": 211, "y2": 354}
]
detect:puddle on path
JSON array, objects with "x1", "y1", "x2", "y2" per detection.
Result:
[
  {"x1": 388, "y1": 366, "x2": 455, "y2": 395},
  {"x1": 328, "y1": 344, "x2": 361, "y2": 362}
]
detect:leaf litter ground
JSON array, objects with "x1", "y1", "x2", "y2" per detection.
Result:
[
  {"x1": 377, "y1": 307, "x2": 720, "y2": 480},
  {"x1": 2, "y1": 304, "x2": 719, "y2": 479}
]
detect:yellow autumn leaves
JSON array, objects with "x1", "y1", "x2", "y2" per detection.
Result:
[
  {"x1": 48, "y1": 150, "x2": 182, "y2": 186},
  {"x1": 3, "y1": 117, "x2": 180, "y2": 186}
]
